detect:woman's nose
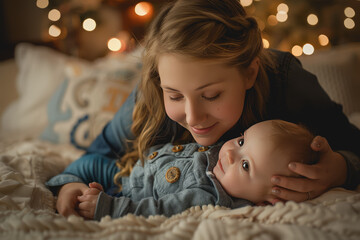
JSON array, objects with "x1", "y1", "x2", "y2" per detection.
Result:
[{"x1": 185, "y1": 100, "x2": 207, "y2": 126}]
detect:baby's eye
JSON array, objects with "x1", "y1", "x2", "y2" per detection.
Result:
[
  {"x1": 242, "y1": 160, "x2": 250, "y2": 172},
  {"x1": 238, "y1": 137, "x2": 244, "y2": 147}
]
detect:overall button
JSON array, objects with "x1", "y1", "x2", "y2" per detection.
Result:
[
  {"x1": 172, "y1": 145, "x2": 184, "y2": 152},
  {"x1": 198, "y1": 146, "x2": 209, "y2": 152},
  {"x1": 148, "y1": 151, "x2": 158, "y2": 159},
  {"x1": 165, "y1": 167, "x2": 181, "y2": 183}
]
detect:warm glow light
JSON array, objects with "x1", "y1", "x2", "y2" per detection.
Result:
[
  {"x1": 48, "y1": 9, "x2": 61, "y2": 21},
  {"x1": 262, "y1": 38, "x2": 270, "y2": 48},
  {"x1": 277, "y1": 3, "x2": 289, "y2": 13},
  {"x1": 318, "y1": 34, "x2": 329, "y2": 46},
  {"x1": 344, "y1": 18, "x2": 355, "y2": 29},
  {"x1": 135, "y1": 2, "x2": 152, "y2": 16},
  {"x1": 292, "y1": 45, "x2": 303, "y2": 57},
  {"x1": 36, "y1": 0, "x2": 49, "y2": 9},
  {"x1": 307, "y1": 14, "x2": 318, "y2": 26},
  {"x1": 83, "y1": 18, "x2": 96, "y2": 31},
  {"x1": 257, "y1": 18, "x2": 265, "y2": 31},
  {"x1": 267, "y1": 15, "x2": 278, "y2": 26},
  {"x1": 344, "y1": 7, "x2": 355, "y2": 18},
  {"x1": 240, "y1": 0, "x2": 253, "y2": 7},
  {"x1": 276, "y1": 12, "x2": 288, "y2": 22},
  {"x1": 303, "y1": 43, "x2": 314, "y2": 55},
  {"x1": 49, "y1": 25, "x2": 61, "y2": 37},
  {"x1": 108, "y1": 38, "x2": 122, "y2": 51}
]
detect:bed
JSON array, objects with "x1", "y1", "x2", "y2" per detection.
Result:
[{"x1": 1, "y1": 43, "x2": 360, "y2": 239}]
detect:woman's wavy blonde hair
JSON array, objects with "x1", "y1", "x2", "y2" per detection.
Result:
[{"x1": 114, "y1": 0, "x2": 274, "y2": 186}]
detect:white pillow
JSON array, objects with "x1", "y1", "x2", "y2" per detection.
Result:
[
  {"x1": 0, "y1": 43, "x2": 84, "y2": 140},
  {"x1": 40, "y1": 48, "x2": 142, "y2": 149},
  {"x1": 0, "y1": 43, "x2": 142, "y2": 150}
]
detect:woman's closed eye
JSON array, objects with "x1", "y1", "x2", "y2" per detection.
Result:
[
  {"x1": 169, "y1": 95, "x2": 184, "y2": 101},
  {"x1": 202, "y1": 93, "x2": 221, "y2": 101}
]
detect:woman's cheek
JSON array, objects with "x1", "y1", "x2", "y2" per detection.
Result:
[{"x1": 164, "y1": 101, "x2": 184, "y2": 122}]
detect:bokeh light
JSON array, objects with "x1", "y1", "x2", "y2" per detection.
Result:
[
  {"x1": 36, "y1": 0, "x2": 49, "y2": 9},
  {"x1": 277, "y1": 3, "x2": 289, "y2": 13},
  {"x1": 83, "y1": 18, "x2": 96, "y2": 31},
  {"x1": 262, "y1": 38, "x2": 270, "y2": 48},
  {"x1": 49, "y1": 25, "x2": 61, "y2": 37},
  {"x1": 344, "y1": 7, "x2": 355, "y2": 18},
  {"x1": 307, "y1": 14, "x2": 318, "y2": 26},
  {"x1": 240, "y1": 0, "x2": 253, "y2": 7},
  {"x1": 303, "y1": 43, "x2": 314, "y2": 55},
  {"x1": 291, "y1": 45, "x2": 303, "y2": 57},
  {"x1": 48, "y1": 9, "x2": 61, "y2": 22},
  {"x1": 318, "y1": 34, "x2": 329, "y2": 46},
  {"x1": 276, "y1": 12, "x2": 288, "y2": 22},
  {"x1": 108, "y1": 38, "x2": 122, "y2": 52},
  {"x1": 344, "y1": 18, "x2": 355, "y2": 29},
  {"x1": 135, "y1": 2, "x2": 153, "y2": 16}
]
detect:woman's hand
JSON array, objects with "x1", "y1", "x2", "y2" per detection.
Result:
[
  {"x1": 270, "y1": 136, "x2": 347, "y2": 202},
  {"x1": 77, "y1": 182, "x2": 104, "y2": 220},
  {"x1": 56, "y1": 182, "x2": 89, "y2": 217}
]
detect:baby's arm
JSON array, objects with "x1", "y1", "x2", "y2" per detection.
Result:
[{"x1": 77, "y1": 182, "x2": 104, "y2": 219}]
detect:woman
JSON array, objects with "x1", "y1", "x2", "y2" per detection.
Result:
[{"x1": 48, "y1": 0, "x2": 360, "y2": 217}]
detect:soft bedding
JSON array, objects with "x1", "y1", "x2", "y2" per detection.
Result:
[{"x1": 0, "y1": 139, "x2": 359, "y2": 240}]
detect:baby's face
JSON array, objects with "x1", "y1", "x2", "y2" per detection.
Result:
[{"x1": 213, "y1": 121, "x2": 293, "y2": 203}]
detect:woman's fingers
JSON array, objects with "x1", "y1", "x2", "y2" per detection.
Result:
[
  {"x1": 271, "y1": 175, "x2": 315, "y2": 193},
  {"x1": 310, "y1": 136, "x2": 328, "y2": 152},
  {"x1": 271, "y1": 187, "x2": 313, "y2": 202},
  {"x1": 287, "y1": 162, "x2": 320, "y2": 180}
]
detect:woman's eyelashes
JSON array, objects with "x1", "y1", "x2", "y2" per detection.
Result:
[
  {"x1": 169, "y1": 95, "x2": 183, "y2": 101},
  {"x1": 168, "y1": 93, "x2": 221, "y2": 102},
  {"x1": 202, "y1": 93, "x2": 221, "y2": 101}
]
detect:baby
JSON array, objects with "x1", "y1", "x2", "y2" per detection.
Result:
[
  {"x1": 213, "y1": 119, "x2": 317, "y2": 204},
  {"x1": 75, "y1": 120, "x2": 318, "y2": 220}
]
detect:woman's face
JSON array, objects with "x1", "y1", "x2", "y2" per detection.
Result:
[{"x1": 158, "y1": 54, "x2": 256, "y2": 146}]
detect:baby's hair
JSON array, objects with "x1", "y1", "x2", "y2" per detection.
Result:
[{"x1": 270, "y1": 120, "x2": 318, "y2": 165}]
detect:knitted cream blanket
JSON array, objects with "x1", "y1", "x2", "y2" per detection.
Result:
[{"x1": 1, "y1": 140, "x2": 359, "y2": 240}]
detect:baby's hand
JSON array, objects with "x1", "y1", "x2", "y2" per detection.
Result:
[{"x1": 77, "y1": 182, "x2": 104, "y2": 220}]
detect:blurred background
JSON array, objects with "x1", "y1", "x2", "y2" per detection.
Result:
[{"x1": 0, "y1": 0, "x2": 359, "y2": 61}]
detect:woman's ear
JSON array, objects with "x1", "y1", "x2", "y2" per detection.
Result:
[{"x1": 245, "y1": 57, "x2": 260, "y2": 90}]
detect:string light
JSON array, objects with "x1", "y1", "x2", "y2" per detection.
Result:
[
  {"x1": 291, "y1": 45, "x2": 302, "y2": 57},
  {"x1": 318, "y1": 34, "x2": 329, "y2": 46},
  {"x1": 83, "y1": 18, "x2": 96, "y2": 31},
  {"x1": 344, "y1": 18, "x2": 355, "y2": 29},
  {"x1": 36, "y1": 0, "x2": 49, "y2": 9},
  {"x1": 240, "y1": 0, "x2": 253, "y2": 7},
  {"x1": 303, "y1": 43, "x2": 314, "y2": 55},
  {"x1": 276, "y1": 11, "x2": 288, "y2": 22},
  {"x1": 134, "y1": 2, "x2": 153, "y2": 16},
  {"x1": 277, "y1": 3, "x2": 289, "y2": 13},
  {"x1": 49, "y1": 25, "x2": 61, "y2": 37},
  {"x1": 267, "y1": 15, "x2": 278, "y2": 26},
  {"x1": 48, "y1": 9, "x2": 61, "y2": 22},
  {"x1": 307, "y1": 14, "x2": 318, "y2": 26},
  {"x1": 108, "y1": 38, "x2": 122, "y2": 52},
  {"x1": 262, "y1": 38, "x2": 270, "y2": 48},
  {"x1": 344, "y1": 7, "x2": 355, "y2": 18}
]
